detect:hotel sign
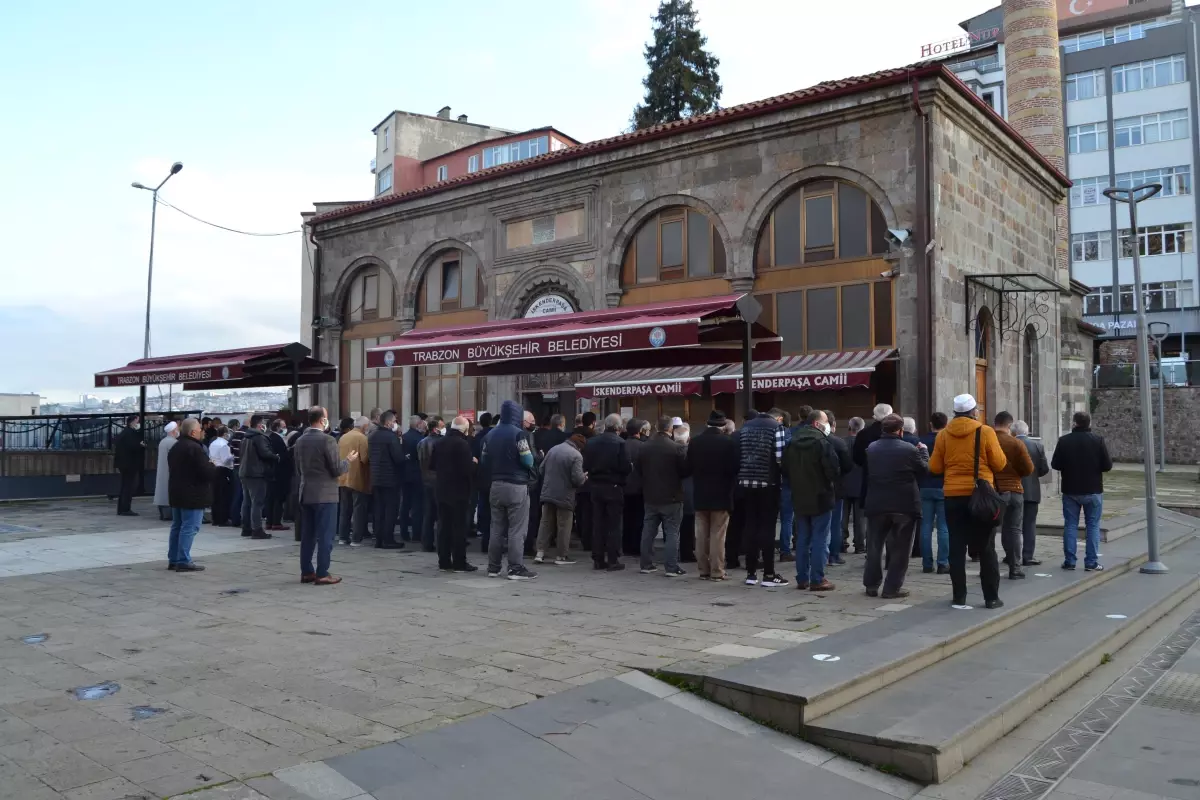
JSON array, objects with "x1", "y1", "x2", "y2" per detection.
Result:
[
  {"x1": 710, "y1": 370, "x2": 872, "y2": 395},
  {"x1": 920, "y1": 26, "x2": 1000, "y2": 59}
]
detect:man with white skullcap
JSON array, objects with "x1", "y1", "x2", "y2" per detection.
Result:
[{"x1": 153, "y1": 421, "x2": 181, "y2": 520}]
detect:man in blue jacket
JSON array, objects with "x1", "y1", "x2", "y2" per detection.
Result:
[
  {"x1": 483, "y1": 400, "x2": 538, "y2": 580},
  {"x1": 399, "y1": 416, "x2": 426, "y2": 542}
]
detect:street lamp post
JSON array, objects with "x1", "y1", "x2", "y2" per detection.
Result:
[
  {"x1": 130, "y1": 162, "x2": 182, "y2": 492},
  {"x1": 1104, "y1": 183, "x2": 1167, "y2": 574},
  {"x1": 1148, "y1": 321, "x2": 1170, "y2": 474}
]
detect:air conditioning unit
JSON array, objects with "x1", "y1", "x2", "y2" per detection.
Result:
[{"x1": 369, "y1": 158, "x2": 377, "y2": 174}]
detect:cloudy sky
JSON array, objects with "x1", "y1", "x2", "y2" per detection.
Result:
[{"x1": 2, "y1": 0, "x2": 1000, "y2": 402}]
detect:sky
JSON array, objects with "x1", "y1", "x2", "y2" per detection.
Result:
[{"x1": 1, "y1": 0, "x2": 1002, "y2": 403}]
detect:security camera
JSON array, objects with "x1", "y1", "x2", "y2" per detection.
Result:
[
  {"x1": 880, "y1": 268, "x2": 899, "y2": 278},
  {"x1": 887, "y1": 228, "x2": 911, "y2": 244}
]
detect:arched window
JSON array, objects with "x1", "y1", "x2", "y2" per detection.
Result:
[
  {"x1": 754, "y1": 179, "x2": 890, "y2": 269},
  {"x1": 975, "y1": 309, "x2": 992, "y2": 424},
  {"x1": 340, "y1": 266, "x2": 398, "y2": 418},
  {"x1": 1022, "y1": 325, "x2": 1039, "y2": 433},
  {"x1": 621, "y1": 207, "x2": 727, "y2": 286},
  {"x1": 416, "y1": 248, "x2": 486, "y2": 316}
]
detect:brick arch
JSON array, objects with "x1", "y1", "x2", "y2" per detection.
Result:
[
  {"x1": 603, "y1": 194, "x2": 734, "y2": 301},
  {"x1": 738, "y1": 165, "x2": 900, "y2": 278},
  {"x1": 328, "y1": 255, "x2": 395, "y2": 322},
  {"x1": 497, "y1": 261, "x2": 596, "y2": 321},
  {"x1": 398, "y1": 238, "x2": 485, "y2": 323}
]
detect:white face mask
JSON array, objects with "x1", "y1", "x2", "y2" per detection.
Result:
[
  {"x1": 390, "y1": 422, "x2": 399, "y2": 432},
  {"x1": 821, "y1": 422, "x2": 832, "y2": 436}
]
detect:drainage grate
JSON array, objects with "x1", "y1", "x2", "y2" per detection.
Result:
[
  {"x1": 978, "y1": 773, "x2": 1053, "y2": 800},
  {"x1": 1142, "y1": 671, "x2": 1200, "y2": 715}
]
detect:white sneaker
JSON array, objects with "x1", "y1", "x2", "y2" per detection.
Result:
[
  {"x1": 745, "y1": 573, "x2": 760, "y2": 586},
  {"x1": 640, "y1": 565, "x2": 659, "y2": 574},
  {"x1": 555, "y1": 557, "x2": 576, "y2": 565},
  {"x1": 349, "y1": 542, "x2": 361, "y2": 548},
  {"x1": 534, "y1": 552, "x2": 545, "y2": 564}
]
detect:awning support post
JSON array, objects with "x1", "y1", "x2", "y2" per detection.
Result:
[
  {"x1": 137, "y1": 386, "x2": 146, "y2": 496},
  {"x1": 742, "y1": 321, "x2": 754, "y2": 418},
  {"x1": 291, "y1": 361, "x2": 300, "y2": 415}
]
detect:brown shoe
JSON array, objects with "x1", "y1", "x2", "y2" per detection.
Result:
[
  {"x1": 810, "y1": 579, "x2": 836, "y2": 592},
  {"x1": 301, "y1": 574, "x2": 316, "y2": 584},
  {"x1": 314, "y1": 575, "x2": 342, "y2": 586}
]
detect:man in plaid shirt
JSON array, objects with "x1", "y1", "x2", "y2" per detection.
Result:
[{"x1": 733, "y1": 411, "x2": 789, "y2": 587}]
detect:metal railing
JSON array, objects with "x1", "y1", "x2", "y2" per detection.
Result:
[
  {"x1": 0, "y1": 411, "x2": 202, "y2": 451},
  {"x1": 1093, "y1": 360, "x2": 1200, "y2": 388}
]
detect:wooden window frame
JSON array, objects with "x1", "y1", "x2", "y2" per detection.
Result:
[
  {"x1": 417, "y1": 250, "x2": 486, "y2": 317},
  {"x1": 756, "y1": 279, "x2": 894, "y2": 355},
  {"x1": 763, "y1": 180, "x2": 887, "y2": 271},
  {"x1": 622, "y1": 208, "x2": 724, "y2": 288}
]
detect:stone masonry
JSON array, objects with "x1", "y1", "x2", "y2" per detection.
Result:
[{"x1": 1092, "y1": 386, "x2": 1200, "y2": 464}]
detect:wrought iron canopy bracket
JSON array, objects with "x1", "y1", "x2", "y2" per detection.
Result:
[{"x1": 965, "y1": 273, "x2": 1068, "y2": 342}]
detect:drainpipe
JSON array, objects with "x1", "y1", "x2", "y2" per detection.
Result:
[
  {"x1": 308, "y1": 224, "x2": 323, "y2": 410},
  {"x1": 911, "y1": 76, "x2": 935, "y2": 425}
]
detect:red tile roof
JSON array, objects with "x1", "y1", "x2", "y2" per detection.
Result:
[{"x1": 311, "y1": 63, "x2": 1068, "y2": 228}]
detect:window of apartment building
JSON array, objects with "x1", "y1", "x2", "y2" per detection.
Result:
[
  {"x1": 1066, "y1": 69, "x2": 1106, "y2": 101},
  {"x1": 1091, "y1": 281, "x2": 1195, "y2": 314},
  {"x1": 1061, "y1": 20, "x2": 1167, "y2": 53},
  {"x1": 1114, "y1": 165, "x2": 1191, "y2": 197},
  {"x1": 468, "y1": 155, "x2": 479, "y2": 173},
  {"x1": 1119, "y1": 222, "x2": 1193, "y2": 257},
  {"x1": 754, "y1": 179, "x2": 890, "y2": 270},
  {"x1": 621, "y1": 207, "x2": 727, "y2": 285},
  {"x1": 1070, "y1": 176, "x2": 1107, "y2": 207},
  {"x1": 417, "y1": 249, "x2": 486, "y2": 315},
  {"x1": 1114, "y1": 109, "x2": 1189, "y2": 148},
  {"x1": 1112, "y1": 54, "x2": 1186, "y2": 93},
  {"x1": 1060, "y1": 30, "x2": 1105, "y2": 53},
  {"x1": 436, "y1": 165, "x2": 448, "y2": 182},
  {"x1": 1068, "y1": 122, "x2": 1107, "y2": 154},
  {"x1": 376, "y1": 165, "x2": 393, "y2": 194},
  {"x1": 753, "y1": 281, "x2": 893, "y2": 356},
  {"x1": 383, "y1": 126, "x2": 391, "y2": 152},
  {"x1": 483, "y1": 136, "x2": 550, "y2": 169},
  {"x1": 1071, "y1": 230, "x2": 1112, "y2": 262},
  {"x1": 550, "y1": 137, "x2": 568, "y2": 151},
  {"x1": 1084, "y1": 287, "x2": 1113, "y2": 315},
  {"x1": 980, "y1": 90, "x2": 998, "y2": 112}
]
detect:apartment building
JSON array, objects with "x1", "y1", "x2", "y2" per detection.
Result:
[{"x1": 948, "y1": 0, "x2": 1198, "y2": 358}]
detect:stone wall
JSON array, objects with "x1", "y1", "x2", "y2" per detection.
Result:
[
  {"x1": 929, "y1": 88, "x2": 1065, "y2": 453},
  {"x1": 1092, "y1": 386, "x2": 1200, "y2": 464}
]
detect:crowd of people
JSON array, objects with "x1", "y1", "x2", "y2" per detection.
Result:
[{"x1": 128, "y1": 391, "x2": 1115, "y2": 608}]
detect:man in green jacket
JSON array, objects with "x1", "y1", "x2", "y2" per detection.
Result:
[{"x1": 783, "y1": 409, "x2": 841, "y2": 592}]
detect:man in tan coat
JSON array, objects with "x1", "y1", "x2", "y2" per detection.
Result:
[
  {"x1": 337, "y1": 416, "x2": 371, "y2": 546},
  {"x1": 993, "y1": 411, "x2": 1034, "y2": 580}
]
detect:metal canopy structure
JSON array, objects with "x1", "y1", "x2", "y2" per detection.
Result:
[{"x1": 966, "y1": 272, "x2": 1069, "y2": 341}]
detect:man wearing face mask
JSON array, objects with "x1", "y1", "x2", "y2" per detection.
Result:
[
  {"x1": 784, "y1": 410, "x2": 842, "y2": 592},
  {"x1": 265, "y1": 419, "x2": 293, "y2": 532},
  {"x1": 417, "y1": 417, "x2": 445, "y2": 553},
  {"x1": 293, "y1": 406, "x2": 358, "y2": 585},
  {"x1": 367, "y1": 410, "x2": 405, "y2": 549},
  {"x1": 114, "y1": 415, "x2": 146, "y2": 516},
  {"x1": 238, "y1": 415, "x2": 279, "y2": 540}
]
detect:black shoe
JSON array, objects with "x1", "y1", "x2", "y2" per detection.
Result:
[
  {"x1": 937, "y1": 565, "x2": 950, "y2": 575},
  {"x1": 865, "y1": 588, "x2": 878, "y2": 597},
  {"x1": 1085, "y1": 563, "x2": 1104, "y2": 572},
  {"x1": 118, "y1": 511, "x2": 139, "y2": 517},
  {"x1": 881, "y1": 589, "x2": 911, "y2": 600},
  {"x1": 922, "y1": 566, "x2": 934, "y2": 574},
  {"x1": 1022, "y1": 559, "x2": 1042, "y2": 567},
  {"x1": 853, "y1": 548, "x2": 864, "y2": 555},
  {"x1": 422, "y1": 545, "x2": 437, "y2": 553},
  {"x1": 1008, "y1": 568, "x2": 1026, "y2": 580},
  {"x1": 241, "y1": 530, "x2": 253, "y2": 537},
  {"x1": 453, "y1": 563, "x2": 479, "y2": 573},
  {"x1": 175, "y1": 563, "x2": 206, "y2": 572},
  {"x1": 1062, "y1": 561, "x2": 1076, "y2": 571},
  {"x1": 607, "y1": 563, "x2": 626, "y2": 572},
  {"x1": 166, "y1": 563, "x2": 177, "y2": 571},
  {"x1": 593, "y1": 562, "x2": 607, "y2": 571},
  {"x1": 438, "y1": 564, "x2": 454, "y2": 572},
  {"x1": 829, "y1": 557, "x2": 846, "y2": 566},
  {"x1": 250, "y1": 531, "x2": 272, "y2": 540},
  {"x1": 985, "y1": 598, "x2": 1004, "y2": 609},
  {"x1": 376, "y1": 541, "x2": 404, "y2": 550}
]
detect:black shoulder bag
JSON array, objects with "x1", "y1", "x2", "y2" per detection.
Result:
[{"x1": 968, "y1": 427, "x2": 1005, "y2": 526}]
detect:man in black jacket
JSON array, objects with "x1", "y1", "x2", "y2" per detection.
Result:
[
  {"x1": 239, "y1": 415, "x2": 278, "y2": 540},
  {"x1": 114, "y1": 415, "x2": 145, "y2": 516},
  {"x1": 622, "y1": 419, "x2": 649, "y2": 556},
  {"x1": 431, "y1": 417, "x2": 477, "y2": 572},
  {"x1": 583, "y1": 414, "x2": 632, "y2": 571},
  {"x1": 400, "y1": 416, "x2": 426, "y2": 543},
  {"x1": 472, "y1": 413, "x2": 493, "y2": 551},
  {"x1": 688, "y1": 411, "x2": 737, "y2": 580},
  {"x1": 265, "y1": 418, "x2": 292, "y2": 532},
  {"x1": 636, "y1": 417, "x2": 690, "y2": 577},
  {"x1": 862, "y1": 414, "x2": 929, "y2": 599},
  {"x1": 735, "y1": 411, "x2": 788, "y2": 587},
  {"x1": 824, "y1": 411, "x2": 854, "y2": 566},
  {"x1": 1051, "y1": 411, "x2": 1113, "y2": 571},
  {"x1": 167, "y1": 419, "x2": 215, "y2": 572},
  {"x1": 368, "y1": 411, "x2": 406, "y2": 550},
  {"x1": 852, "y1": 403, "x2": 892, "y2": 504}
]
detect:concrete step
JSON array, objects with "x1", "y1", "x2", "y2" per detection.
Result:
[
  {"x1": 674, "y1": 509, "x2": 1196, "y2": 745},
  {"x1": 802, "y1": 536, "x2": 1200, "y2": 784}
]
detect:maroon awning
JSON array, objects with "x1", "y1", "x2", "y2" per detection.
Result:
[
  {"x1": 366, "y1": 295, "x2": 781, "y2": 375},
  {"x1": 95, "y1": 343, "x2": 337, "y2": 390},
  {"x1": 574, "y1": 366, "x2": 714, "y2": 400},
  {"x1": 709, "y1": 349, "x2": 894, "y2": 394}
]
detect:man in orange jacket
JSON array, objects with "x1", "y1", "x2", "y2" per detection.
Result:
[{"x1": 929, "y1": 394, "x2": 1008, "y2": 609}]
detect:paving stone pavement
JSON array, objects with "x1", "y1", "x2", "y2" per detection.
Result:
[{"x1": 0, "y1": 497, "x2": 1096, "y2": 798}]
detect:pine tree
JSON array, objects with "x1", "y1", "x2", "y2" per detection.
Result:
[{"x1": 630, "y1": 0, "x2": 722, "y2": 130}]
